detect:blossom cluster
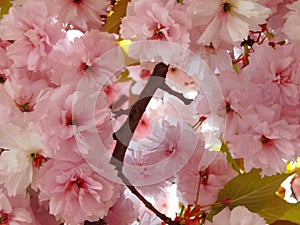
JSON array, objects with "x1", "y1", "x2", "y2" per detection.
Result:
[{"x1": 0, "y1": 0, "x2": 299, "y2": 225}]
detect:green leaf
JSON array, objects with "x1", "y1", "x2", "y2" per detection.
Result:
[
  {"x1": 258, "y1": 195, "x2": 297, "y2": 224},
  {"x1": 104, "y1": 0, "x2": 131, "y2": 34},
  {"x1": 118, "y1": 69, "x2": 131, "y2": 82},
  {"x1": 207, "y1": 169, "x2": 291, "y2": 220},
  {"x1": 220, "y1": 143, "x2": 241, "y2": 174},
  {"x1": 0, "y1": 0, "x2": 12, "y2": 19},
  {"x1": 280, "y1": 203, "x2": 300, "y2": 224},
  {"x1": 233, "y1": 63, "x2": 239, "y2": 73},
  {"x1": 271, "y1": 221, "x2": 298, "y2": 225}
]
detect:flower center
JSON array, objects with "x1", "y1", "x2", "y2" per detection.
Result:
[
  {"x1": 65, "y1": 112, "x2": 77, "y2": 126},
  {"x1": 225, "y1": 101, "x2": 232, "y2": 113},
  {"x1": 0, "y1": 74, "x2": 6, "y2": 84},
  {"x1": 80, "y1": 62, "x2": 90, "y2": 73},
  {"x1": 30, "y1": 152, "x2": 47, "y2": 168},
  {"x1": 199, "y1": 167, "x2": 210, "y2": 185},
  {"x1": 73, "y1": 0, "x2": 81, "y2": 3},
  {"x1": 165, "y1": 145, "x2": 176, "y2": 157},
  {"x1": 223, "y1": 3, "x2": 231, "y2": 11},
  {"x1": 66, "y1": 176, "x2": 84, "y2": 191},
  {"x1": 151, "y1": 25, "x2": 166, "y2": 40},
  {"x1": 260, "y1": 135, "x2": 274, "y2": 147},
  {"x1": 222, "y1": 1, "x2": 234, "y2": 13},
  {"x1": 0, "y1": 212, "x2": 9, "y2": 224},
  {"x1": 13, "y1": 95, "x2": 35, "y2": 112}
]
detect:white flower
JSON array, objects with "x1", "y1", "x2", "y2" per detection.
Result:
[
  {"x1": 188, "y1": 0, "x2": 271, "y2": 46},
  {"x1": 0, "y1": 122, "x2": 44, "y2": 196}
]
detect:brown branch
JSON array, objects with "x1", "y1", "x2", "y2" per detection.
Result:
[
  {"x1": 111, "y1": 62, "x2": 169, "y2": 170},
  {"x1": 110, "y1": 62, "x2": 192, "y2": 225},
  {"x1": 84, "y1": 219, "x2": 106, "y2": 225}
]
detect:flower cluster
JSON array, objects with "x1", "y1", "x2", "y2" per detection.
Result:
[{"x1": 0, "y1": 0, "x2": 299, "y2": 225}]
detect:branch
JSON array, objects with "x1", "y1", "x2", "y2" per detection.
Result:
[
  {"x1": 110, "y1": 62, "x2": 193, "y2": 225},
  {"x1": 84, "y1": 219, "x2": 106, "y2": 225},
  {"x1": 112, "y1": 62, "x2": 169, "y2": 165}
]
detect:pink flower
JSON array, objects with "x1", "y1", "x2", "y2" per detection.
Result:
[
  {"x1": 0, "y1": 46, "x2": 12, "y2": 82},
  {"x1": 120, "y1": 0, "x2": 192, "y2": 49},
  {"x1": 0, "y1": 190, "x2": 34, "y2": 225},
  {"x1": 132, "y1": 114, "x2": 152, "y2": 140},
  {"x1": 205, "y1": 206, "x2": 267, "y2": 225},
  {"x1": 37, "y1": 84, "x2": 113, "y2": 162},
  {"x1": 292, "y1": 176, "x2": 300, "y2": 201},
  {"x1": 245, "y1": 43, "x2": 300, "y2": 106},
  {"x1": 51, "y1": 0, "x2": 110, "y2": 31},
  {"x1": 187, "y1": 0, "x2": 271, "y2": 47},
  {"x1": 29, "y1": 189, "x2": 59, "y2": 225},
  {"x1": 37, "y1": 159, "x2": 121, "y2": 225},
  {"x1": 104, "y1": 189, "x2": 139, "y2": 225},
  {"x1": 123, "y1": 119, "x2": 202, "y2": 192},
  {"x1": 282, "y1": 1, "x2": 300, "y2": 41},
  {"x1": 198, "y1": 46, "x2": 233, "y2": 73},
  {"x1": 127, "y1": 65, "x2": 151, "y2": 95},
  {"x1": 0, "y1": 86, "x2": 23, "y2": 124},
  {"x1": 103, "y1": 81, "x2": 131, "y2": 109},
  {"x1": 176, "y1": 150, "x2": 237, "y2": 206},
  {"x1": 227, "y1": 107, "x2": 299, "y2": 176},
  {"x1": 4, "y1": 68, "x2": 50, "y2": 114},
  {"x1": 0, "y1": 1, "x2": 65, "y2": 71},
  {"x1": 48, "y1": 29, "x2": 123, "y2": 87}
]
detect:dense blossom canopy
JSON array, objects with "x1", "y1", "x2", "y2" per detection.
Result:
[{"x1": 0, "y1": 0, "x2": 299, "y2": 225}]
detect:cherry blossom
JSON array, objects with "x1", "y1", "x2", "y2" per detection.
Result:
[
  {"x1": 50, "y1": 0, "x2": 110, "y2": 31},
  {"x1": 120, "y1": 0, "x2": 192, "y2": 49},
  {"x1": 37, "y1": 84, "x2": 113, "y2": 162},
  {"x1": 37, "y1": 159, "x2": 121, "y2": 225},
  {"x1": 292, "y1": 176, "x2": 300, "y2": 201},
  {"x1": 0, "y1": 122, "x2": 45, "y2": 196},
  {"x1": 176, "y1": 150, "x2": 237, "y2": 206},
  {"x1": 0, "y1": 1, "x2": 65, "y2": 71},
  {"x1": 205, "y1": 206, "x2": 267, "y2": 225},
  {"x1": 245, "y1": 43, "x2": 300, "y2": 106},
  {"x1": 0, "y1": 0, "x2": 299, "y2": 224},
  {"x1": 48, "y1": 29, "x2": 123, "y2": 87},
  {"x1": 104, "y1": 189, "x2": 139, "y2": 225},
  {"x1": 282, "y1": 1, "x2": 300, "y2": 41},
  {"x1": 186, "y1": 0, "x2": 271, "y2": 47},
  {"x1": 227, "y1": 109, "x2": 299, "y2": 176},
  {"x1": 29, "y1": 189, "x2": 59, "y2": 225},
  {"x1": 0, "y1": 85, "x2": 23, "y2": 124},
  {"x1": 0, "y1": 189, "x2": 34, "y2": 225},
  {"x1": 124, "y1": 119, "x2": 201, "y2": 190}
]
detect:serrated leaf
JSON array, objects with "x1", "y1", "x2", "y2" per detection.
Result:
[
  {"x1": 0, "y1": 0, "x2": 12, "y2": 19},
  {"x1": 258, "y1": 195, "x2": 297, "y2": 224},
  {"x1": 208, "y1": 169, "x2": 291, "y2": 220},
  {"x1": 280, "y1": 203, "x2": 300, "y2": 224},
  {"x1": 104, "y1": 0, "x2": 130, "y2": 34}
]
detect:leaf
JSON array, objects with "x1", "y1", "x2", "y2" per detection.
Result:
[
  {"x1": 0, "y1": 0, "x2": 12, "y2": 19},
  {"x1": 220, "y1": 143, "x2": 241, "y2": 174},
  {"x1": 258, "y1": 195, "x2": 297, "y2": 224},
  {"x1": 271, "y1": 221, "x2": 298, "y2": 225},
  {"x1": 104, "y1": 0, "x2": 131, "y2": 34},
  {"x1": 118, "y1": 69, "x2": 131, "y2": 82},
  {"x1": 207, "y1": 169, "x2": 291, "y2": 220},
  {"x1": 280, "y1": 203, "x2": 300, "y2": 224}
]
